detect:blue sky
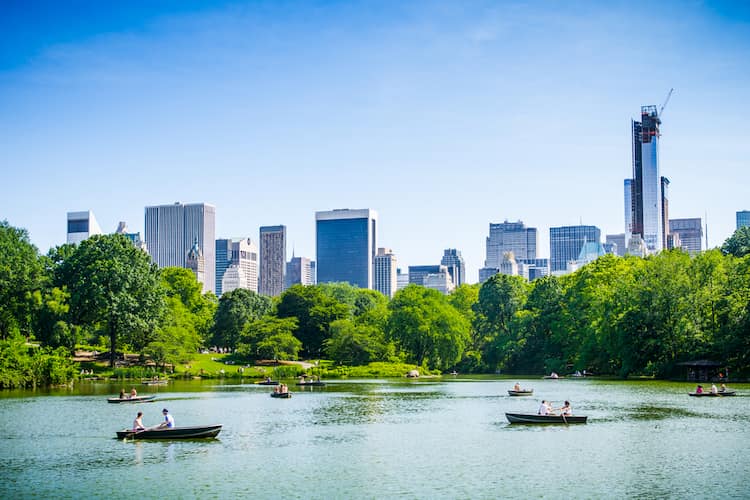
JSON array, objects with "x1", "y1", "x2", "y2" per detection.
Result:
[{"x1": 2, "y1": 0, "x2": 749, "y2": 282}]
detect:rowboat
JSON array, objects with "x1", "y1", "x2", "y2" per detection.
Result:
[
  {"x1": 688, "y1": 391, "x2": 736, "y2": 397},
  {"x1": 505, "y1": 413, "x2": 587, "y2": 424},
  {"x1": 256, "y1": 380, "x2": 278, "y2": 385},
  {"x1": 507, "y1": 389, "x2": 534, "y2": 396},
  {"x1": 271, "y1": 392, "x2": 292, "y2": 398},
  {"x1": 107, "y1": 395, "x2": 156, "y2": 404},
  {"x1": 116, "y1": 424, "x2": 222, "y2": 440},
  {"x1": 142, "y1": 380, "x2": 168, "y2": 386}
]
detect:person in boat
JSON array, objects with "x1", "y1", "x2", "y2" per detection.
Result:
[
  {"x1": 559, "y1": 401, "x2": 572, "y2": 416},
  {"x1": 130, "y1": 387, "x2": 137, "y2": 398},
  {"x1": 299, "y1": 376, "x2": 306, "y2": 384},
  {"x1": 159, "y1": 408, "x2": 175, "y2": 428},
  {"x1": 550, "y1": 372, "x2": 559, "y2": 379},
  {"x1": 513, "y1": 382, "x2": 522, "y2": 391},
  {"x1": 265, "y1": 376, "x2": 272, "y2": 383},
  {"x1": 273, "y1": 385, "x2": 280, "y2": 394},
  {"x1": 281, "y1": 384, "x2": 289, "y2": 394},
  {"x1": 133, "y1": 411, "x2": 145, "y2": 432},
  {"x1": 119, "y1": 389, "x2": 126, "y2": 399},
  {"x1": 695, "y1": 385, "x2": 703, "y2": 394},
  {"x1": 538, "y1": 400, "x2": 549, "y2": 416},
  {"x1": 720, "y1": 383, "x2": 727, "y2": 393},
  {"x1": 710, "y1": 384, "x2": 718, "y2": 394}
]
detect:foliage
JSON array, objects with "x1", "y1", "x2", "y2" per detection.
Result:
[
  {"x1": 236, "y1": 316, "x2": 301, "y2": 361},
  {"x1": 324, "y1": 319, "x2": 394, "y2": 365},
  {"x1": 0, "y1": 334, "x2": 75, "y2": 388},
  {"x1": 0, "y1": 221, "x2": 44, "y2": 339},
  {"x1": 721, "y1": 226, "x2": 750, "y2": 258},
  {"x1": 211, "y1": 288, "x2": 272, "y2": 350}
]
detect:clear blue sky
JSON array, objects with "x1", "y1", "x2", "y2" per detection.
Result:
[{"x1": 2, "y1": 0, "x2": 749, "y2": 283}]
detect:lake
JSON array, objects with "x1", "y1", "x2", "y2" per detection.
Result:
[{"x1": 1, "y1": 377, "x2": 748, "y2": 499}]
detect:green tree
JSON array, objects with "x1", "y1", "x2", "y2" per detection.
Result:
[
  {"x1": 0, "y1": 221, "x2": 44, "y2": 339},
  {"x1": 210, "y1": 288, "x2": 272, "y2": 350},
  {"x1": 56, "y1": 234, "x2": 164, "y2": 366},
  {"x1": 160, "y1": 267, "x2": 217, "y2": 344},
  {"x1": 236, "y1": 316, "x2": 301, "y2": 361},
  {"x1": 325, "y1": 318, "x2": 393, "y2": 365},
  {"x1": 721, "y1": 226, "x2": 750, "y2": 258},
  {"x1": 276, "y1": 285, "x2": 349, "y2": 356},
  {"x1": 386, "y1": 285, "x2": 470, "y2": 370}
]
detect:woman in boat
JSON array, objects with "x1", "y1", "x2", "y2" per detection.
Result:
[
  {"x1": 133, "y1": 411, "x2": 145, "y2": 432},
  {"x1": 710, "y1": 384, "x2": 718, "y2": 394},
  {"x1": 720, "y1": 383, "x2": 727, "y2": 393},
  {"x1": 559, "y1": 401, "x2": 572, "y2": 416},
  {"x1": 130, "y1": 387, "x2": 137, "y2": 398},
  {"x1": 695, "y1": 385, "x2": 703, "y2": 394},
  {"x1": 513, "y1": 382, "x2": 522, "y2": 391},
  {"x1": 119, "y1": 389, "x2": 126, "y2": 399}
]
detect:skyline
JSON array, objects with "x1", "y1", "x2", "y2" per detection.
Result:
[{"x1": 2, "y1": 0, "x2": 749, "y2": 283}]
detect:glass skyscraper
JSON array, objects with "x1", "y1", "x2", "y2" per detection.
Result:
[
  {"x1": 737, "y1": 210, "x2": 750, "y2": 229},
  {"x1": 315, "y1": 209, "x2": 377, "y2": 289},
  {"x1": 550, "y1": 225, "x2": 601, "y2": 272},
  {"x1": 144, "y1": 202, "x2": 216, "y2": 294},
  {"x1": 669, "y1": 218, "x2": 703, "y2": 254},
  {"x1": 259, "y1": 225, "x2": 286, "y2": 296}
]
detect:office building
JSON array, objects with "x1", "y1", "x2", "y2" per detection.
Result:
[
  {"x1": 518, "y1": 258, "x2": 550, "y2": 281},
  {"x1": 215, "y1": 237, "x2": 259, "y2": 296},
  {"x1": 484, "y1": 220, "x2": 537, "y2": 268},
  {"x1": 625, "y1": 105, "x2": 666, "y2": 254},
  {"x1": 286, "y1": 255, "x2": 315, "y2": 288},
  {"x1": 408, "y1": 265, "x2": 443, "y2": 286},
  {"x1": 115, "y1": 221, "x2": 147, "y2": 252},
  {"x1": 738, "y1": 211, "x2": 750, "y2": 229},
  {"x1": 259, "y1": 225, "x2": 286, "y2": 296},
  {"x1": 315, "y1": 209, "x2": 377, "y2": 289},
  {"x1": 374, "y1": 248, "x2": 398, "y2": 298},
  {"x1": 66, "y1": 210, "x2": 103, "y2": 244},
  {"x1": 144, "y1": 202, "x2": 216, "y2": 293},
  {"x1": 186, "y1": 240, "x2": 205, "y2": 286},
  {"x1": 441, "y1": 249, "x2": 466, "y2": 287},
  {"x1": 606, "y1": 234, "x2": 627, "y2": 257},
  {"x1": 423, "y1": 269, "x2": 455, "y2": 295},
  {"x1": 550, "y1": 225, "x2": 601, "y2": 272},
  {"x1": 669, "y1": 218, "x2": 703, "y2": 254},
  {"x1": 661, "y1": 176, "x2": 670, "y2": 250},
  {"x1": 396, "y1": 269, "x2": 409, "y2": 291}
]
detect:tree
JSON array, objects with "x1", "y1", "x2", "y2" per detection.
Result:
[
  {"x1": 722, "y1": 226, "x2": 750, "y2": 258},
  {"x1": 276, "y1": 285, "x2": 349, "y2": 356},
  {"x1": 56, "y1": 234, "x2": 164, "y2": 366},
  {"x1": 325, "y1": 318, "x2": 393, "y2": 365},
  {"x1": 236, "y1": 316, "x2": 300, "y2": 361},
  {"x1": 210, "y1": 288, "x2": 271, "y2": 350},
  {"x1": 160, "y1": 267, "x2": 217, "y2": 344},
  {"x1": 0, "y1": 221, "x2": 44, "y2": 339},
  {"x1": 386, "y1": 285, "x2": 470, "y2": 370}
]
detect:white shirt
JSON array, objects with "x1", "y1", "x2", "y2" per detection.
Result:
[
  {"x1": 164, "y1": 413, "x2": 175, "y2": 428},
  {"x1": 538, "y1": 403, "x2": 549, "y2": 415}
]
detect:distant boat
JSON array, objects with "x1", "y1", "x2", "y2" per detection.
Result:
[
  {"x1": 271, "y1": 392, "x2": 292, "y2": 398},
  {"x1": 505, "y1": 413, "x2": 587, "y2": 424},
  {"x1": 688, "y1": 391, "x2": 736, "y2": 397},
  {"x1": 256, "y1": 380, "x2": 278, "y2": 385},
  {"x1": 507, "y1": 389, "x2": 534, "y2": 396},
  {"x1": 107, "y1": 395, "x2": 156, "y2": 404},
  {"x1": 142, "y1": 379, "x2": 168, "y2": 386},
  {"x1": 543, "y1": 373, "x2": 562, "y2": 379},
  {"x1": 116, "y1": 424, "x2": 222, "y2": 440}
]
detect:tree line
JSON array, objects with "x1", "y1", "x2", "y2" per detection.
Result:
[{"x1": 2, "y1": 220, "x2": 749, "y2": 388}]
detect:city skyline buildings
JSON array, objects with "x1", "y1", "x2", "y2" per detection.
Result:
[
  {"x1": 258, "y1": 225, "x2": 286, "y2": 297},
  {"x1": 3, "y1": 2, "x2": 749, "y2": 284},
  {"x1": 315, "y1": 208, "x2": 378, "y2": 289}
]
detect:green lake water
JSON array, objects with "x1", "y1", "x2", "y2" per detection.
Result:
[{"x1": 1, "y1": 377, "x2": 748, "y2": 499}]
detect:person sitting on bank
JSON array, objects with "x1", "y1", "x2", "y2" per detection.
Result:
[
  {"x1": 695, "y1": 385, "x2": 703, "y2": 394},
  {"x1": 159, "y1": 408, "x2": 175, "y2": 428},
  {"x1": 133, "y1": 411, "x2": 146, "y2": 432}
]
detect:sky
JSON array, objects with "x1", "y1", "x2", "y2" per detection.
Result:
[{"x1": 1, "y1": 0, "x2": 749, "y2": 283}]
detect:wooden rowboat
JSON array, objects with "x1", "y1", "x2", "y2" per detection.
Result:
[
  {"x1": 116, "y1": 424, "x2": 222, "y2": 440},
  {"x1": 255, "y1": 380, "x2": 278, "y2": 385},
  {"x1": 505, "y1": 413, "x2": 587, "y2": 424},
  {"x1": 507, "y1": 389, "x2": 534, "y2": 396},
  {"x1": 688, "y1": 391, "x2": 736, "y2": 397},
  {"x1": 107, "y1": 395, "x2": 156, "y2": 404}
]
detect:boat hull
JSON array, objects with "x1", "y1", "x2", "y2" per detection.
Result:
[
  {"x1": 688, "y1": 391, "x2": 736, "y2": 397},
  {"x1": 506, "y1": 413, "x2": 587, "y2": 424},
  {"x1": 256, "y1": 381, "x2": 278, "y2": 385},
  {"x1": 271, "y1": 392, "x2": 292, "y2": 398},
  {"x1": 507, "y1": 390, "x2": 534, "y2": 396},
  {"x1": 107, "y1": 395, "x2": 156, "y2": 404},
  {"x1": 116, "y1": 425, "x2": 222, "y2": 440}
]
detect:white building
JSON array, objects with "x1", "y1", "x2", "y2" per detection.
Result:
[
  {"x1": 66, "y1": 210, "x2": 103, "y2": 244},
  {"x1": 374, "y1": 247, "x2": 397, "y2": 298},
  {"x1": 423, "y1": 270, "x2": 455, "y2": 295}
]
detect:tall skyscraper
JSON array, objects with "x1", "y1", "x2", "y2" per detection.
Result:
[
  {"x1": 484, "y1": 220, "x2": 537, "y2": 266},
  {"x1": 440, "y1": 249, "x2": 466, "y2": 287},
  {"x1": 669, "y1": 218, "x2": 703, "y2": 254},
  {"x1": 737, "y1": 210, "x2": 750, "y2": 229},
  {"x1": 374, "y1": 247, "x2": 398, "y2": 298},
  {"x1": 66, "y1": 210, "x2": 103, "y2": 244},
  {"x1": 259, "y1": 225, "x2": 286, "y2": 296},
  {"x1": 215, "y1": 237, "x2": 259, "y2": 296},
  {"x1": 315, "y1": 209, "x2": 377, "y2": 289},
  {"x1": 286, "y1": 255, "x2": 315, "y2": 288},
  {"x1": 626, "y1": 105, "x2": 666, "y2": 253},
  {"x1": 550, "y1": 225, "x2": 601, "y2": 272},
  {"x1": 144, "y1": 202, "x2": 216, "y2": 293}
]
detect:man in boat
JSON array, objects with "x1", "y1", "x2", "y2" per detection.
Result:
[
  {"x1": 710, "y1": 384, "x2": 718, "y2": 394},
  {"x1": 538, "y1": 400, "x2": 550, "y2": 415},
  {"x1": 558, "y1": 401, "x2": 572, "y2": 416},
  {"x1": 159, "y1": 408, "x2": 175, "y2": 428}
]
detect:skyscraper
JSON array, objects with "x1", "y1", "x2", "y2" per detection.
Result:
[
  {"x1": 550, "y1": 225, "x2": 601, "y2": 272},
  {"x1": 374, "y1": 247, "x2": 398, "y2": 298},
  {"x1": 484, "y1": 220, "x2": 537, "y2": 265},
  {"x1": 66, "y1": 210, "x2": 102, "y2": 244},
  {"x1": 440, "y1": 249, "x2": 466, "y2": 287},
  {"x1": 669, "y1": 218, "x2": 703, "y2": 254},
  {"x1": 259, "y1": 225, "x2": 286, "y2": 296},
  {"x1": 315, "y1": 209, "x2": 377, "y2": 289},
  {"x1": 144, "y1": 202, "x2": 216, "y2": 293},
  {"x1": 286, "y1": 255, "x2": 315, "y2": 288},
  {"x1": 737, "y1": 210, "x2": 750, "y2": 229},
  {"x1": 215, "y1": 237, "x2": 259, "y2": 296},
  {"x1": 626, "y1": 105, "x2": 665, "y2": 253}
]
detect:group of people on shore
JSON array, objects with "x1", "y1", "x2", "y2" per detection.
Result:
[
  {"x1": 132, "y1": 408, "x2": 175, "y2": 432},
  {"x1": 695, "y1": 383, "x2": 729, "y2": 394},
  {"x1": 537, "y1": 400, "x2": 572, "y2": 416}
]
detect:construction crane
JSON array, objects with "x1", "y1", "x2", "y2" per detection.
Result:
[{"x1": 659, "y1": 88, "x2": 674, "y2": 117}]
